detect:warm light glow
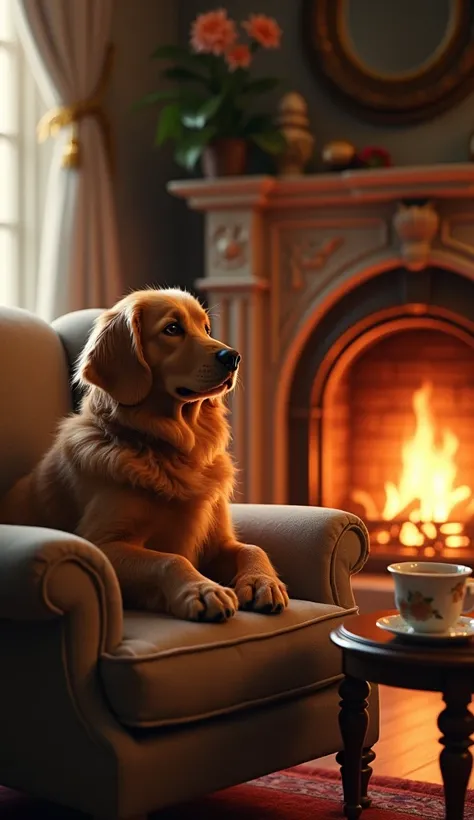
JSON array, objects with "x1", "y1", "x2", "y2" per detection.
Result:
[
  {"x1": 440, "y1": 522, "x2": 464, "y2": 535},
  {"x1": 399, "y1": 521, "x2": 424, "y2": 547},
  {"x1": 445, "y1": 535, "x2": 470, "y2": 549},
  {"x1": 382, "y1": 382, "x2": 470, "y2": 522},
  {"x1": 421, "y1": 522, "x2": 437, "y2": 540},
  {"x1": 352, "y1": 381, "x2": 472, "y2": 549}
]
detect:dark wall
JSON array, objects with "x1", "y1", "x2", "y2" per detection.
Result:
[
  {"x1": 109, "y1": 1, "x2": 474, "y2": 293},
  {"x1": 108, "y1": 0, "x2": 186, "y2": 294}
]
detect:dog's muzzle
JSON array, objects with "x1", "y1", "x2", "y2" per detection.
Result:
[{"x1": 216, "y1": 349, "x2": 241, "y2": 372}]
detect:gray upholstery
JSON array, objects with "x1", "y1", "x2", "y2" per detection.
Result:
[
  {"x1": 0, "y1": 307, "x2": 71, "y2": 494},
  {"x1": 101, "y1": 601, "x2": 356, "y2": 729},
  {"x1": 0, "y1": 306, "x2": 379, "y2": 819},
  {"x1": 52, "y1": 307, "x2": 102, "y2": 411}
]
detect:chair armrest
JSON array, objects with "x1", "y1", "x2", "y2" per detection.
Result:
[
  {"x1": 231, "y1": 504, "x2": 369, "y2": 609},
  {"x1": 0, "y1": 525, "x2": 123, "y2": 651}
]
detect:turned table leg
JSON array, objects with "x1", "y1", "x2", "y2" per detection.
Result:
[
  {"x1": 336, "y1": 676, "x2": 371, "y2": 820},
  {"x1": 336, "y1": 746, "x2": 375, "y2": 812},
  {"x1": 361, "y1": 746, "x2": 376, "y2": 808},
  {"x1": 438, "y1": 682, "x2": 474, "y2": 820}
]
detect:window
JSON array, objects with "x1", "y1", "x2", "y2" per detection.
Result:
[
  {"x1": 0, "y1": 0, "x2": 48, "y2": 311},
  {"x1": 0, "y1": 0, "x2": 18, "y2": 306}
]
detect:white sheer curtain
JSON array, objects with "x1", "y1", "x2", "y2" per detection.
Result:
[{"x1": 13, "y1": 0, "x2": 122, "y2": 321}]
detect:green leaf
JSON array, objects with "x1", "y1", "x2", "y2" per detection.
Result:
[
  {"x1": 241, "y1": 114, "x2": 275, "y2": 136},
  {"x1": 151, "y1": 46, "x2": 214, "y2": 77},
  {"x1": 198, "y1": 94, "x2": 225, "y2": 123},
  {"x1": 181, "y1": 94, "x2": 225, "y2": 129},
  {"x1": 155, "y1": 103, "x2": 182, "y2": 146},
  {"x1": 163, "y1": 66, "x2": 208, "y2": 84},
  {"x1": 250, "y1": 130, "x2": 286, "y2": 156},
  {"x1": 174, "y1": 127, "x2": 217, "y2": 172},
  {"x1": 151, "y1": 45, "x2": 194, "y2": 61},
  {"x1": 133, "y1": 89, "x2": 179, "y2": 110},
  {"x1": 242, "y1": 77, "x2": 280, "y2": 95},
  {"x1": 194, "y1": 53, "x2": 219, "y2": 71},
  {"x1": 181, "y1": 110, "x2": 206, "y2": 129},
  {"x1": 174, "y1": 144, "x2": 203, "y2": 173}
]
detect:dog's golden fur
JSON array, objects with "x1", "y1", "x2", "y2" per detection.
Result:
[{"x1": 0, "y1": 288, "x2": 288, "y2": 621}]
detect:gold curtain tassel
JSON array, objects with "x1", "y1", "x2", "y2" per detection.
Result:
[
  {"x1": 36, "y1": 44, "x2": 115, "y2": 171},
  {"x1": 62, "y1": 136, "x2": 81, "y2": 169}
]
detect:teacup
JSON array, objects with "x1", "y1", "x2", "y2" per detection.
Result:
[{"x1": 387, "y1": 562, "x2": 474, "y2": 633}]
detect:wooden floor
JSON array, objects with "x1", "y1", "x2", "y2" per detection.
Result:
[{"x1": 314, "y1": 685, "x2": 474, "y2": 786}]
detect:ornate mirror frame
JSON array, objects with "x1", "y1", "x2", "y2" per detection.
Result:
[{"x1": 302, "y1": 0, "x2": 474, "y2": 124}]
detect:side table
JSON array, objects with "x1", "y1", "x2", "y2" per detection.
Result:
[{"x1": 331, "y1": 609, "x2": 474, "y2": 820}]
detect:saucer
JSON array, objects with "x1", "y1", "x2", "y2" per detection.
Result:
[{"x1": 376, "y1": 613, "x2": 474, "y2": 642}]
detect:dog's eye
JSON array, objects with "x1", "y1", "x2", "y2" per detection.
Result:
[
  {"x1": 205, "y1": 325, "x2": 211, "y2": 336},
  {"x1": 163, "y1": 323, "x2": 184, "y2": 337}
]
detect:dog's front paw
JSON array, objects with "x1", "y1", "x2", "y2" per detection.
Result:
[
  {"x1": 172, "y1": 580, "x2": 239, "y2": 623},
  {"x1": 234, "y1": 574, "x2": 289, "y2": 614}
]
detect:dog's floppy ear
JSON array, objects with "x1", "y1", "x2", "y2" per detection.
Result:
[{"x1": 78, "y1": 304, "x2": 152, "y2": 405}]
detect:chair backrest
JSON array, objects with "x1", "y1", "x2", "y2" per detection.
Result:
[
  {"x1": 52, "y1": 308, "x2": 103, "y2": 412},
  {"x1": 0, "y1": 307, "x2": 71, "y2": 495},
  {"x1": 0, "y1": 306, "x2": 102, "y2": 495}
]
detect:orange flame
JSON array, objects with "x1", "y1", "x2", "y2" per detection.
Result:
[{"x1": 352, "y1": 382, "x2": 472, "y2": 547}]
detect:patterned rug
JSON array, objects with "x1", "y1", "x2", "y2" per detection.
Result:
[{"x1": 1, "y1": 766, "x2": 473, "y2": 818}]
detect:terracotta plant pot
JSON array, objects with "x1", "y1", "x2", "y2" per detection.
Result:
[{"x1": 202, "y1": 138, "x2": 247, "y2": 178}]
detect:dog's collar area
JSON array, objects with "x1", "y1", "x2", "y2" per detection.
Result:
[{"x1": 101, "y1": 423, "x2": 157, "y2": 451}]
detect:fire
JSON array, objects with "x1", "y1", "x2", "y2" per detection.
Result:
[{"x1": 352, "y1": 381, "x2": 472, "y2": 548}]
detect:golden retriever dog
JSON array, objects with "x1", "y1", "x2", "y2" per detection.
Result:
[{"x1": 0, "y1": 288, "x2": 288, "y2": 622}]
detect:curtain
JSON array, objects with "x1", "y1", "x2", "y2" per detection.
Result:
[{"x1": 13, "y1": 0, "x2": 122, "y2": 321}]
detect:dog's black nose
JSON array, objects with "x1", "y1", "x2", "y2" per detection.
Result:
[{"x1": 216, "y1": 349, "x2": 241, "y2": 372}]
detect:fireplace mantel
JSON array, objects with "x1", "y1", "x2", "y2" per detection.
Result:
[
  {"x1": 168, "y1": 164, "x2": 474, "y2": 210},
  {"x1": 168, "y1": 165, "x2": 474, "y2": 504}
]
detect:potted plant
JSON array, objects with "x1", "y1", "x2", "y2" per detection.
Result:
[{"x1": 137, "y1": 9, "x2": 286, "y2": 177}]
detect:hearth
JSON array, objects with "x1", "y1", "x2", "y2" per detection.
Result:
[
  {"x1": 313, "y1": 319, "x2": 474, "y2": 572},
  {"x1": 170, "y1": 165, "x2": 474, "y2": 574},
  {"x1": 289, "y1": 261, "x2": 474, "y2": 572}
]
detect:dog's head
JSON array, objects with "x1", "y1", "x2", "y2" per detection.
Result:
[{"x1": 77, "y1": 288, "x2": 240, "y2": 407}]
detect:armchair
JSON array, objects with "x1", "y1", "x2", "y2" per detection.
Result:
[{"x1": 0, "y1": 306, "x2": 379, "y2": 819}]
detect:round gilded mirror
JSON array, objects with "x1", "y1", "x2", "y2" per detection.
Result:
[
  {"x1": 302, "y1": 0, "x2": 474, "y2": 124},
  {"x1": 343, "y1": 0, "x2": 453, "y2": 79}
]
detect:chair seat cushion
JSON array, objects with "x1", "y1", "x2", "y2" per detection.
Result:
[{"x1": 100, "y1": 600, "x2": 356, "y2": 729}]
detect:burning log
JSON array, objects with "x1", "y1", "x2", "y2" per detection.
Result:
[
  {"x1": 351, "y1": 381, "x2": 473, "y2": 560},
  {"x1": 367, "y1": 519, "x2": 472, "y2": 556}
]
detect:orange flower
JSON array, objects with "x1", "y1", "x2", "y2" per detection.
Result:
[
  {"x1": 226, "y1": 43, "x2": 252, "y2": 71},
  {"x1": 190, "y1": 9, "x2": 237, "y2": 55},
  {"x1": 399, "y1": 599, "x2": 409, "y2": 618},
  {"x1": 410, "y1": 600, "x2": 433, "y2": 621},
  {"x1": 451, "y1": 581, "x2": 465, "y2": 603},
  {"x1": 242, "y1": 14, "x2": 282, "y2": 49}
]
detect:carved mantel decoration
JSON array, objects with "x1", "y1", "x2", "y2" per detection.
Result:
[
  {"x1": 290, "y1": 236, "x2": 343, "y2": 289},
  {"x1": 392, "y1": 202, "x2": 440, "y2": 271},
  {"x1": 169, "y1": 165, "x2": 474, "y2": 505},
  {"x1": 213, "y1": 225, "x2": 248, "y2": 270}
]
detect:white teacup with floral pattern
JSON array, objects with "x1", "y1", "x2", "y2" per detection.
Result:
[{"x1": 388, "y1": 562, "x2": 474, "y2": 634}]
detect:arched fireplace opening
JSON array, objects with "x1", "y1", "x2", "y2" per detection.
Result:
[{"x1": 288, "y1": 266, "x2": 474, "y2": 571}]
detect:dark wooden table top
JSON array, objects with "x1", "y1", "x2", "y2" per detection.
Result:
[
  {"x1": 331, "y1": 609, "x2": 474, "y2": 671},
  {"x1": 332, "y1": 611, "x2": 474, "y2": 820}
]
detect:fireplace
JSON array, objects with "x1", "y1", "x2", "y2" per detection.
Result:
[
  {"x1": 288, "y1": 264, "x2": 474, "y2": 571},
  {"x1": 169, "y1": 165, "x2": 474, "y2": 573},
  {"x1": 313, "y1": 317, "x2": 474, "y2": 570}
]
